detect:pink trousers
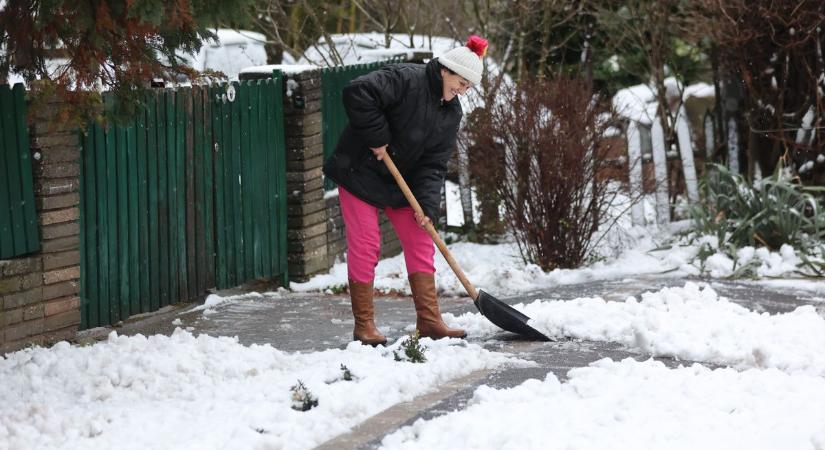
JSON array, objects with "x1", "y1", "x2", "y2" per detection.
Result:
[{"x1": 339, "y1": 187, "x2": 435, "y2": 283}]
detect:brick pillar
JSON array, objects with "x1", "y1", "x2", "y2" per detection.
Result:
[
  {"x1": 281, "y1": 69, "x2": 330, "y2": 282},
  {"x1": 1, "y1": 102, "x2": 81, "y2": 354}
]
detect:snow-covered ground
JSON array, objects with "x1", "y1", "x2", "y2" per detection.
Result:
[
  {"x1": 294, "y1": 182, "x2": 821, "y2": 297},
  {"x1": 290, "y1": 224, "x2": 818, "y2": 297},
  {"x1": 4, "y1": 280, "x2": 825, "y2": 449},
  {"x1": 4, "y1": 279, "x2": 825, "y2": 449},
  {"x1": 380, "y1": 358, "x2": 825, "y2": 450},
  {"x1": 450, "y1": 282, "x2": 825, "y2": 375},
  {"x1": 0, "y1": 331, "x2": 517, "y2": 450},
  {"x1": 4, "y1": 186, "x2": 824, "y2": 449}
]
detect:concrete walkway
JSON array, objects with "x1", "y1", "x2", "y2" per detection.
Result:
[{"x1": 78, "y1": 275, "x2": 825, "y2": 449}]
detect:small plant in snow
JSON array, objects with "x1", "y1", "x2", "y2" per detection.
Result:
[
  {"x1": 340, "y1": 364, "x2": 353, "y2": 381},
  {"x1": 290, "y1": 380, "x2": 318, "y2": 411},
  {"x1": 327, "y1": 284, "x2": 347, "y2": 295},
  {"x1": 393, "y1": 331, "x2": 427, "y2": 363}
]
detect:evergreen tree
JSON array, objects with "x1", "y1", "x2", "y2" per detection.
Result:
[{"x1": 0, "y1": 0, "x2": 253, "y2": 123}]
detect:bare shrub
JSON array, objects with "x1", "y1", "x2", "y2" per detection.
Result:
[{"x1": 467, "y1": 76, "x2": 620, "y2": 270}]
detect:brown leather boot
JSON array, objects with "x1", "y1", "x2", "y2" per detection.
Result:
[
  {"x1": 408, "y1": 272, "x2": 467, "y2": 339},
  {"x1": 349, "y1": 279, "x2": 387, "y2": 346}
]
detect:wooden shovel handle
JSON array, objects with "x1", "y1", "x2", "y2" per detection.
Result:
[{"x1": 381, "y1": 152, "x2": 479, "y2": 300}]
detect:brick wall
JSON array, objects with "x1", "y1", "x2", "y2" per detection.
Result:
[{"x1": 1, "y1": 104, "x2": 81, "y2": 354}]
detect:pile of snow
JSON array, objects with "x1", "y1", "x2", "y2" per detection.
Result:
[
  {"x1": 508, "y1": 282, "x2": 825, "y2": 375},
  {"x1": 698, "y1": 241, "x2": 811, "y2": 278},
  {"x1": 380, "y1": 358, "x2": 825, "y2": 450},
  {"x1": 0, "y1": 330, "x2": 516, "y2": 450}
]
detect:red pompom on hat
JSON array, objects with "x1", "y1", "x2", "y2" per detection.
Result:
[
  {"x1": 438, "y1": 35, "x2": 487, "y2": 85},
  {"x1": 466, "y1": 35, "x2": 488, "y2": 57}
]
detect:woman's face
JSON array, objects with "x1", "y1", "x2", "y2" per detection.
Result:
[{"x1": 441, "y1": 69, "x2": 471, "y2": 101}]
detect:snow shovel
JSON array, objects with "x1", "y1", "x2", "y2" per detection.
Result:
[{"x1": 381, "y1": 152, "x2": 551, "y2": 341}]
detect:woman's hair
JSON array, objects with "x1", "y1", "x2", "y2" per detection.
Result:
[{"x1": 435, "y1": 59, "x2": 457, "y2": 76}]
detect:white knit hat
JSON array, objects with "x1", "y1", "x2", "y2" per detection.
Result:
[{"x1": 438, "y1": 36, "x2": 487, "y2": 85}]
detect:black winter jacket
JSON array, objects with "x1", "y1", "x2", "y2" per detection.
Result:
[{"x1": 322, "y1": 59, "x2": 462, "y2": 221}]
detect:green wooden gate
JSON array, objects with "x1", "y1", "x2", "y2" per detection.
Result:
[
  {"x1": 80, "y1": 77, "x2": 287, "y2": 329},
  {"x1": 320, "y1": 59, "x2": 401, "y2": 190},
  {"x1": 0, "y1": 83, "x2": 40, "y2": 259}
]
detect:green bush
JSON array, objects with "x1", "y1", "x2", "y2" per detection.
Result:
[
  {"x1": 690, "y1": 163, "x2": 825, "y2": 255},
  {"x1": 393, "y1": 331, "x2": 427, "y2": 363}
]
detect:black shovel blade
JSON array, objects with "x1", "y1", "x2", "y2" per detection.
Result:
[{"x1": 474, "y1": 290, "x2": 551, "y2": 341}]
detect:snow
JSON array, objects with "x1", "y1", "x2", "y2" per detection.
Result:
[
  {"x1": 379, "y1": 358, "x2": 825, "y2": 450},
  {"x1": 0, "y1": 330, "x2": 517, "y2": 450},
  {"x1": 612, "y1": 83, "x2": 659, "y2": 125},
  {"x1": 298, "y1": 33, "x2": 461, "y2": 67},
  {"x1": 612, "y1": 79, "x2": 715, "y2": 125},
  {"x1": 291, "y1": 207, "x2": 821, "y2": 296},
  {"x1": 753, "y1": 279, "x2": 825, "y2": 296},
  {"x1": 4, "y1": 246, "x2": 825, "y2": 448},
  {"x1": 193, "y1": 292, "x2": 266, "y2": 315},
  {"x1": 171, "y1": 28, "x2": 269, "y2": 81},
  {"x1": 291, "y1": 32, "x2": 507, "y2": 116},
  {"x1": 324, "y1": 187, "x2": 340, "y2": 200},
  {"x1": 504, "y1": 282, "x2": 825, "y2": 375},
  {"x1": 683, "y1": 82, "x2": 715, "y2": 99},
  {"x1": 799, "y1": 160, "x2": 815, "y2": 173},
  {"x1": 445, "y1": 180, "x2": 479, "y2": 227},
  {"x1": 211, "y1": 29, "x2": 266, "y2": 47},
  {"x1": 240, "y1": 64, "x2": 318, "y2": 76}
]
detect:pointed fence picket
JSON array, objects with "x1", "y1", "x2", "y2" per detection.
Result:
[
  {"x1": 650, "y1": 118, "x2": 670, "y2": 224},
  {"x1": 703, "y1": 112, "x2": 715, "y2": 158},
  {"x1": 675, "y1": 106, "x2": 699, "y2": 203},
  {"x1": 626, "y1": 121, "x2": 646, "y2": 226},
  {"x1": 727, "y1": 117, "x2": 740, "y2": 174},
  {"x1": 625, "y1": 109, "x2": 700, "y2": 226}
]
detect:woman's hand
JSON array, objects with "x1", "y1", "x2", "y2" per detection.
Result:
[
  {"x1": 370, "y1": 145, "x2": 388, "y2": 161},
  {"x1": 414, "y1": 211, "x2": 432, "y2": 229}
]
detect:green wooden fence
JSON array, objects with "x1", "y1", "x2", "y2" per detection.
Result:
[
  {"x1": 321, "y1": 59, "x2": 401, "y2": 190},
  {"x1": 80, "y1": 77, "x2": 287, "y2": 329},
  {"x1": 0, "y1": 83, "x2": 40, "y2": 259}
]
